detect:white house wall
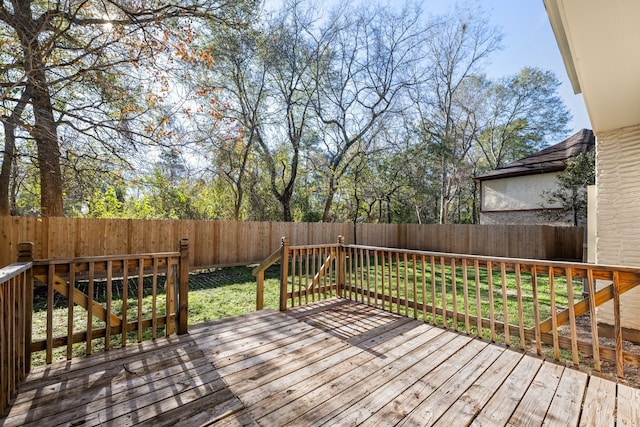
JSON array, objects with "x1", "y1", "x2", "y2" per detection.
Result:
[
  {"x1": 481, "y1": 173, "x2": 562, "y2": 211},
  {"x1": 596, "y1": 124, "x2": 640, "y2": 330}
]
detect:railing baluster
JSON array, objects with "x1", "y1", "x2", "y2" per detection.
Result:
[
  {"x1": 123, "y1": 260, "x2": 129, "y2": 342},
  {"x1": 137, "y1": 258, "x2": 144, "y2": 343},
  {"x1": 531, "y1": 265, "x2": 542, "y2": 355},
  {"x1": 474, "y1": 260, "x2": 482, "y2": 338},
  {"x1": 487, "y1": 261, "x2": 495, "y2": 342},
  {"x1": 421, "y1": 255, "x2": 427, "y2": 322},
  {"x1": 612, "y1": 271, "x2": 624, "y2": 377},
  {"x1": 311, "y1": 248, "x2": 318, "y2": 300},
  {"x1": 349, "y1": 249, "x2": 358, "y2": 300},
  {"x1": 105, "y1": 261, "x2": 112, "y2": 349},
  {"x1": 451, "y1": 258, "x2": 457, "y2": 331},
  {"x1": 501, "y1": 262, "x2": 510, "y2": 346},
  {"x1": 312, "y1": 247, "x2": 318, "y2": 301},
  {"x1": 441, "y1": 257, "x2": 447, "y2": 328},
  {"x1": 565, "y1": 267, "x2": 579, "y2": 366},
  {"x1": 168, "y1": 257, "x2": 176, "y2": 334},
  {"x1": 151, "y1": 258, "x2": 157, "y2": 339},
  {"x1": 67, "y1": 263, "x2": 75, "y2": 359},
  {"x1": 374, "y1": 250, "x2": 380, "y2": 309},
  {"x1": 380, "y1": 251, "x2": 386, "y2": 311},
  {"x1": 462, "y1": 259, "x2": 470, "y2": 334},
  {"x1": 586, "y1": 268, "x2": 601, "y2": 371},
  {"x1": 355, "y1": 248, "x2": 361, "y2": 303},
  {"x1": 363, "y1": 249, "x2": 371, "y2": 305},
  {"x1": 548, "y1": 266, "x2": 559, "y2": 359},
  {"x1": 363, "y1": 249, "x2": 369, "y2": 306},
  {"x1": 46, "y1": 264, "x2": 54, "y2": 364},
  {"x1": 87, "y1": 262, "x2": 94, "y2": 355},
  {"x1": 412, "y1": 254, "x2": 418, "y2": 319},
  {"x1": 395, "y1": 252, "x2": 401, "y2": 315},
  {"x1": 515, "y1": 263, "x2": 525, "y2": 349},
  {"x1": 403, "y1": 252, "x2": 409, "y2": 315},
  {"x1": 305, "y1": 249, "x2": 311, "y2": 303},
  {"x1": 388, "y1": 251, "x2": 393, "y2": 312},
  {"x1": 430, "y1": 256, "x2": 436, "y2": 324}
]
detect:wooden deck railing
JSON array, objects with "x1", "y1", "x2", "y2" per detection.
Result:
[
  {"x1": 274, "y1": 236, "x2": 640, "y2": 378},
  {"x1": 0, "y1": 240, "x2": 189, "y2": 415},
  {"x1": 0, "y1": 244, "x2": 32, "y2": 416}
]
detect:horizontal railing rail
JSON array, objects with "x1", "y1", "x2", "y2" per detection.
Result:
[{"x1": 271, "y1": 236, "x2": 640, "y2": 378}]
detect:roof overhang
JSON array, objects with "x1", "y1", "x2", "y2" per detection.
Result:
[{"x1": 543, "y1": 0, "x2": 640, "y2": 133}]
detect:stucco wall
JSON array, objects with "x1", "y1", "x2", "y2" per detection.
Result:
[
  {"x1": 595, "y1": 125, "x2": 640, "y2": 330},
  {"x1": 479, "y1": 210, "x2": 573, "y2": 226},
  {"x1": 481, "y1": 173, "x2": 562, "y2": 211}
]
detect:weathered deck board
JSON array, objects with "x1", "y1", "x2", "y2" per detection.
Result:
[
  {"x1": 580, "y1": 375, "x2": 616, "y2": 427},
  {"x1": 2, "y1": 298, "x2": 637, "y2": 426}
]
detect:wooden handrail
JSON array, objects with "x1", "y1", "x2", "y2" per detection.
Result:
[
  {"x1": 252, "y1": 247, "x2": 282, "y2": 276},
  {"x1": 252, "y1": 246, "x2": 282, "y2": 311}
]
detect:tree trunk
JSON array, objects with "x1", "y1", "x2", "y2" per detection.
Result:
[
  {"x1": 15, "y1": 2, "x2": 64, "y2": 216},
  {"x1": 30, "y1": 72, "x2": 64, "y2": 217},
  {"x1": 281, "y1": 193, "x2": 292, "y2": 222},
  {"x1": 0, "y1": 124, "x2": 15, "y2": 216},
  {"x1": 321, "y1": 176, "x2": 337, "y2": 222},
  {"x1": 0, "y1": 89, "x2": 31, "y2": 216}
]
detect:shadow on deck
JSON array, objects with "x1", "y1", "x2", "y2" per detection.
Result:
[{"x1": 2, "y1": 298, "x2": 639, "y2": 426}]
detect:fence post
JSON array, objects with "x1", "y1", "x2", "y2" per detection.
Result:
[
  {"x1": 178, "y1": 239, "x2": 189, "y2": 335},
  {"x1": 17, "y1": 242, "x2": 34, "y2": 372},
  {"x1": 337, "y1": 235, "x2": 345, "y2": 298},
  {"x1": 279, "y1": 237, "x2": 290, "y2": 312}
]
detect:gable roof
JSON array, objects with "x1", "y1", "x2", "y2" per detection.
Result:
[{"x1": 474, "y1": 129, "x2": 595, "y2": 181}]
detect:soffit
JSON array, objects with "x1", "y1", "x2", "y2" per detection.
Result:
[{"x1": 544, "y1": 0, "x2": 640, "y2": 133}]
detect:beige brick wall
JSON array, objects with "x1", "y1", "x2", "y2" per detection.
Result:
[{"x1": 595, "y1": 124, "x2": 640, "y2": 330}]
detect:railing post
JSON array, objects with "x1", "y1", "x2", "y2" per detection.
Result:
[
  {"x1": 17, "y1": 242, "x2": 33, "y2": 263},
  {"x1": 280, "y1": 237, "x2": 290, "y2": 312},
  {"x1": 17, "y1": 242, "x2": 33, "y2": 372},
  {"x1": 256, "y1": 269, "x2": 264, "y2": 311},
  {"x1": 178, "y1": 239, "x2": 189, "y2": 335},
  {"x1": 337, "y1": 235, "x2": 345, "y2": 298}
]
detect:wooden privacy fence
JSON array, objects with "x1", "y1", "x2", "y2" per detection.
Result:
[
  {"x1": 268, "y1": 236, "x2": 640, "y2": 379},
  {"x1": 0, "y1": 217, "x2": 584, "y2": 269},
  {"x1": 0, "y1": 240, "x2": 190, "y2": 415}
]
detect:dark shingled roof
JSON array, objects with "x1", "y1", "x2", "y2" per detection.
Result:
[{"x1": 474, "y1": 129, "x2": 595, "y2": 181}]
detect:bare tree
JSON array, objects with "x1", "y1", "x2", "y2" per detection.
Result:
[
  {"x1": 311, "y1": 2, "x2": 429, "y2": 222},
  {"x1": 413, "y1": 6, "x2": 502, "y2": 224}
]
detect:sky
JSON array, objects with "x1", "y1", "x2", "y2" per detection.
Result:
[{"x1": 421, "y1": 0, "x2": 591, "y2": 132}]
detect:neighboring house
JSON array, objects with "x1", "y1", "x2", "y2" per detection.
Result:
[
  {"x1": 475, "y1": 129, "x2": 595, "y2": 226},
  {"x1": 545, "y1": 0, "x2": 640, "y2": 343}
]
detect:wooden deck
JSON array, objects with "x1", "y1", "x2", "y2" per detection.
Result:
[{"x1": 2, "y1": 298, "x2": 639, "y2": 426}]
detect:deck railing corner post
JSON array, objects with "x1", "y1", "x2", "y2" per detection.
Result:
[
  {"x1": 17, "y1": 242, "x2": 34, "y2": 262},
  {"x1": 280, "y1": 237, "x2": 290, "y2": 311},
  {"x1": 178, "y1": 238, "x2": 189, "y2": 335}
]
